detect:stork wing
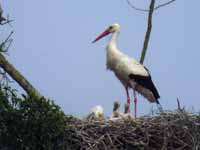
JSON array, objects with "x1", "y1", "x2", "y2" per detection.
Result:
[
  {"x1": 113, "y1": 53, "x2": 160, "y2": 102},
  {"x1": 115, "y1": 54, "x2": 149, "y2": 77},
  {"x1": 129, "y1": 74, "x2": 160, "y2": 101}
]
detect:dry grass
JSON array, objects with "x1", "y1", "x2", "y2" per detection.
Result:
[{"x1": 63, "y1": 110, "x2": 200, "y2": 150}]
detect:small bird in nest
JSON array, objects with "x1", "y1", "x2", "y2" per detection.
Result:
[
  {"x1": 86, "y1": 105, "x2": 104, "y2": 121},
  {"x1": 111, "y1": 101, "x2": 122, "y2": 118},
  {"x1": 110, "y1": 101, "x2": 134, "y2": 121}
]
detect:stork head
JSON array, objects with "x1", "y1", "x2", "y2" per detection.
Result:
[{"x1": 92, "y1": 23, "x2": 120, "y2": 43}]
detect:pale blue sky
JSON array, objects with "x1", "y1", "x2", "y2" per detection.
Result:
[{"x1": 1, "y1": 1, "x2": 199, "y2": 116}]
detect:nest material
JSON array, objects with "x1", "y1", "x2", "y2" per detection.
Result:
[{"x1": 64, "y1": 110, "x2": 200, "y2": 150}]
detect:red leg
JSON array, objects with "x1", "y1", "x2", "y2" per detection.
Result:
[
  {"x1": 133, "y1": 90, "x2": 137, "y2": 118},
  {"x1": 125, "y1": 86, "x2": 130, "y2": 113}
]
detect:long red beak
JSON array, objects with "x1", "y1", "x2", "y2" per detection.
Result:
[{"x1": 92, "y1": 29, "x2": 110, "y2": 43}]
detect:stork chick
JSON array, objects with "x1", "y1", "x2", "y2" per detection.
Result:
[
  {"x1": 111, "y1": 101, "x2": 122, "y2": 118},
  {"x1": 86, "y1": 105, "x2": 104, "y2": 121}
]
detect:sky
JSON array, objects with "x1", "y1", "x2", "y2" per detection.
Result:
[{"x1": 1, "y1": 0, "x2": 199, "y2": 117}]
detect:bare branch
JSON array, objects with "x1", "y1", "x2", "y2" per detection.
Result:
[
  {"x1": 0, "y1": 53, "x2": 42, "y2": 97},
  {"x1": 0, "y1": 2, "x2": 13, "y2": 25},
  {"x1": 0, "y1": 31, "x2": 14, "y2": 53},
  {"x1": 0, "y1": 32, "x2": 41, "y2": 97},
  {"x1": 154, "y1": 0, "x2": 176, "y2": 10},
  {"x1": 0, "y1": 2, "x2": 3, "y2": 15},
  {"x1": 126, "y1": 0, "x2": 176, "y2": 12},
  {"x1": 0, "y1": 1, "x2": 6, "y2": 24},
  {"x1": 140, "y1": 0, "x2": 155, "y2": 64},
  {"x1": 0, "y1": 2, "x2": 4, "y2": 16},
  {"x1": 0, "y1": 13, "x2": 14, "y2": 26},
  {"x1": 177, "y1": 97, "x2": 182, "y2": 110},
  {"x1": 0, "y1": 18, "x2": 13, "y2": 26},
  {"x1": 126, "y1": 0, "x2": 148, "y2": 12}
]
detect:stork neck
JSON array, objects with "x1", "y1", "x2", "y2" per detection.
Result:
[
  {"x1": 106, "y1": 31, "x2": 121, "y2": 70},
  {"x1": 108, "y1": 31, "x2": 119, "y2": 47}
]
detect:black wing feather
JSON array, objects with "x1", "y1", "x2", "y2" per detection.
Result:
[{"x1": 129, "y1": 74, "x2": 160, "y2": 101}]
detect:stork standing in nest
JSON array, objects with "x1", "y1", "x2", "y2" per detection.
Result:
[{"x1": 92, "y1": 23, "x2": 161, "y2": 118}]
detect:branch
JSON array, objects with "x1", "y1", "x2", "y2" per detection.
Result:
[
  {"x1": 0, "y1": 53, "x2": 42, "y2": 97},
  {"x1": 126, "y1": 0, "x2": 176, "y2": 12},
  {"x1": 154, "y1": 0, "x2": 176, "y2": 10},
  {"x1": 0, "y1": 2, "x2": 6, "y2": 24},
  {"x1": 0, "y1": 32, "x2": 42, "y2": 97},
  {"x1": 177, "y1": 97, "x2": 182, "y2": 110},
  {"x1": 0, "y1": 1, "x2": 41, "y2": 97},
  {"x1": 140, "y1": 0, "x2": 155, "y2": 64},
  {"x1": 0, "y1": 2, "x2": 13, "y2": 25},
  {"x1": 126, "y1": 0, "x2": 148, "y2": 12},
  {"x1": 0, "y1": 31, "x2": 14, "y2": 53},
  {"x1": 0, "y1": 17, "x2": 13, "y2": 26}
]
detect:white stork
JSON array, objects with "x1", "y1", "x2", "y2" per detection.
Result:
[{"x1": 92, "y1": 23, "x2": 161, "y2": 118}]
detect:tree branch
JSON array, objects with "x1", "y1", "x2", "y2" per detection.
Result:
[
  {"x1": 140, "y1": 0, "x2": 155, "y2": 64},
  {"x1": 125, "y1": 0, "x2": 176, "y2": 64},
  {"x1": 0, "y1": 53, "x2": 42, "y2": 97},
  {"x1": 126, "y1": 0, "x2": 176, "y2": 12},
  {"x1": 0, "y1": 2, "x2": 13, "y2": 25},
  {"x1": 154, "y1": 0, "x2": 176, "y2": 10},
  {"x1": 0, "y1": 1, "x2": 41, "y2": 97},
  {"x1": 126, "y1": 0, "x2": 148, "y2": 12},
  {"x1": 0, "y1": 2, "x2": 6, "y2": 23},
  {"x1": 177, "y1": 97, "x2": 182, "y2": 111},
  {"x1": 0, "y1": 31, "x2": 14, "y2": 53}
]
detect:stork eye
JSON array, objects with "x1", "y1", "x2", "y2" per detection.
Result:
[{"x1": 109, "y1": 26, "x2": 113, "y2": 30}]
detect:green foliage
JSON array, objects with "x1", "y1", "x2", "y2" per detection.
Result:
[{"x1": 0, "y1": 86, "x2": 68, "y2": 150}]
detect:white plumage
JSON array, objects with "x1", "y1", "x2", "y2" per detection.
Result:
[
  {"x1": 86, "y1": 105, "x2": 104, "y2": 121},
  {"x1": 93, "y1": 23, "x2": 160, "y2": 116}
]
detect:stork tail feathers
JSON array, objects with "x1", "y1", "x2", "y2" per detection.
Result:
[{"x1": 133, "y1": 84, "x2": 157, "y2": 102}]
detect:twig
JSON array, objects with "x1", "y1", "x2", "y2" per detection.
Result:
[
  {"x1": 0, "y1": 18, "x2": 13, "y2": 26},
  {"x1": 0, "y1": 1, "x2": 5, "y2": 24},
  {"x1": 0, "y1": 2, "x2": 13, "y2": 26},
  {"x1": 65, "y1": 111, "x2": 200, "y2": 149},
  {"x1": 126, "y1": 0, "x2": 176, "y2": 12},
  {"x1": 140, "y1": 0, "x2": 155, "y2": 64},
  {"x1": 0, "y1": 69, "x2": 13, "y2": 86},
  {"x1": 0, "y1": 31, "x2": 14, "y2": 53},
  {"x1": 0, "y1": 13, "x2": 41, "y2": 97},
  {"x1": 126, "y1": 0, "x2": 148, "y2": 12},
  {"x1": 177, "y1": 97, "x2": 181, "y2": 110},
  {"x1": 88, "y1": 135, "x2": 105, "y2": 150},
  {"x1": 154, "y1": 0, "x2": 176, "y2": 10}
]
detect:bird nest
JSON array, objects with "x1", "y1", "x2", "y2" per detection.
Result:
[{"x1": 64, "y1": 109, "x2": 200, "y2": 150}]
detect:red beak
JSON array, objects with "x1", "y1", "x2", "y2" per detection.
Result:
[{"x1": 92, "y1": 29, "x2": 110, "y2": 43}]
